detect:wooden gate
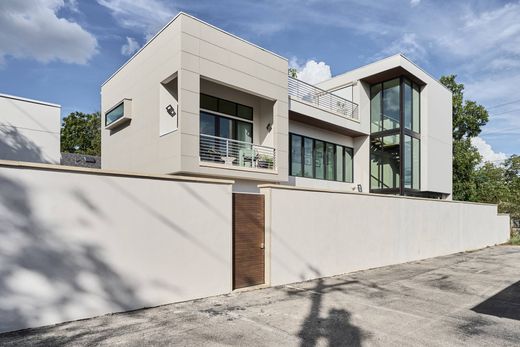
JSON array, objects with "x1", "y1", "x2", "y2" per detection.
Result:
[{"x1": 232, "y1": 193, "x2": 265, "y2": 289}]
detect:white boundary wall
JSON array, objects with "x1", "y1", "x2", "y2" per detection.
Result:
[
  {"x1": 0, "y1": 161, "x2": 233, "y2": 333},
  {"x1": 260, "y1": 185, "x2": 510, "y2": 286}
]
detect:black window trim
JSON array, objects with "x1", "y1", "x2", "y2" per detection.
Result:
[
  {"x1": 200, "y1": 93, "x2": 253, "y2": 122},
  {"x1": 369, "y1": 76, "x2": 421, "y2": 195},
  {"x1": 200, "y1": 110, "x2": 253, "y2": 143},
  {"x1": 289, "y1": 132, "x2": 354, "y2": 183}
]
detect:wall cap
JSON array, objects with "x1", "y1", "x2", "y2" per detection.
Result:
[
  {"x1": 0, "y1": 160, "x2": 234, "y2": 185},
  {"x1": 258, "y1": 184, "x2": 499, "y2": 207}
]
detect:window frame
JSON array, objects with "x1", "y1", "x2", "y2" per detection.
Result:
[
  {"x1": 289, "y1": 132, "x2": 354, "y2": 183},
  {"x1": 200, "y1": 93, "x2": 253, "y2": 121},
  {"x1": 199, "y1": 110, "x2": 253, "y2": 143},
  {"x1": 369, "y1": 76, "x2": 421, "y2": 195}
]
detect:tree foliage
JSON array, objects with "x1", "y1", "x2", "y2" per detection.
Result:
[
  {"x1": 440, "y1": 75, "x2": 489, "y2": 200},
  {"x1": 288, "y1": 68, "x2": 298, "y2": 78},
  {"x1": 441, "y1": 75, "x2": 519, "y2": 221},
  {"x1": 61, "y1": 112, "x2": 101, "y2": 156}
]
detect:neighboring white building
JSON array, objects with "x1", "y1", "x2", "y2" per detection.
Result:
[
  {"x1": 101, "y1": 12, "x2": 452, "y2": 199},
  {"x1": 0, "y1": 93, "x2": 61, "y2": 164}
]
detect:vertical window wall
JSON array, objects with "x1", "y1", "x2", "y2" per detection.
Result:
[
  {"x1": 290, "y1": 133, "x2": 353, "y2": 183},
  {"x1": 370, "y1": 77, "x2": 421, "y2": 194}
]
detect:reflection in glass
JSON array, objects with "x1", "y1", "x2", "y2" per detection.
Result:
[
  {"x1": 404, "y1": 79, "x2": 412, "y2": 130},
  {"x1": 382, "y1": 79, "x2": 400, "y2": 130},
  {"x1": 371, "y1": 84, "x2": 382, "y2": 132},
  {"x1": 304, "y1": 138, "x2": 314, "y2": 178},
  {"x1": 315, "y1": 141, "x2": 325, "y2": 179},
  {"x1": 345, "y1": 148, "x2": 353, "y2": 183},
  {"x1": 326, "y1": 143, "x2": 335, "y2": 180},
  {"x1": 413, "y1": 138, "x2": 420, "y2": 189},
  {"x1": 336, "y1": 145, "x2": 344, "y2": 182},
  {"x1": 370, "y1": 135, "x2": 400, "y2": 190},
  {"x1": 291, "y1": 135, "x2": 302, "y2": 176}
]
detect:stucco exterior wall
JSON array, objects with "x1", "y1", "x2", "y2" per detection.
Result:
[
  {"x1": 177, "y1": 14, "x2": 288, "y2": 182},
  {"x1": 0, "y1": 161, "x2": 232, "y2": 333},
  {"x1": 101, "y1": 19, "x2": 182, "y2": 174},
  {"x1": 261, "y1": 185, "x2": 509, "y2": 286},
  {"x1": 0, "y1": 94, "x2": 60, "y2": 164}
]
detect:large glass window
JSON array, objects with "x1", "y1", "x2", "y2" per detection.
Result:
[
  {"x1": 370, "y1": 84, "x2": 382, "y2": 132},
  {"x1": 290, "y1": 133, "x2": 353, "y2": 183},
  {"x1": 291, "y1": 135, "x2": 303, "y2": 177},
  {"x1": 370, "y1": 77, "x2": 421, "y2": 194},
  {"x1": 200, "y1": 111, "x2": 252, "y2": 142},
  {"x1": 200, "y1": 93, "x2": 253, "y2": 143},
  {"x1": 336, "y1": 145, "x2": 344, "y2": 183},
  {"x1": 344, "y1": 147, "x2": 353, "y2": 183},
  {"x1": 412, "y1": 84, "x2": 420, "y2": 133},
  {"x1": 370, "y1": 135, "x2": 400, "y2": 190},
  {"x1": 382, "y1": 79, "x2": 400, "y2": 131},
  {"x1": 404, "y1": 79, "x2": 412, "y2": 130},
  {"x1": 412, "y1": 138, "x2": 420, "y2": 189},
  {"x1": 314, "y1": 140, "x2": 325, "y2": 179},
  {"x1": 303, "y1": 138, "x2": 314, "y2": 178},
  {"x1": 325, "y1": 143, "x2": 335, "y2": 180}
]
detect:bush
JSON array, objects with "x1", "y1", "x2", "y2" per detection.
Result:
[{"x1": 510, "y1": 231, "x2": 520, "y2": 245}]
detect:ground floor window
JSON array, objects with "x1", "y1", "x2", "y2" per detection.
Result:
[{"x1": 290, "y1": 133, "x2": 353, "y2": 183}]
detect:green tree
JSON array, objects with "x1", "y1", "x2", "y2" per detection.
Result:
[
  {"x1": 440, "y1": 75, "x2": 489, "y2": 200},
  {"x1": 61, "y1": 112, "x2": 101, "y2": 156},
  {"x1": 288, "y1": 67, "x2": 298, "y2": 78},
  {"x1": 503, "y1": 155, "x2": 520, "y2": 219}
]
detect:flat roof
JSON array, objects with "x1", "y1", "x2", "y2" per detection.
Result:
[
  {"x1": 0, "y1": 92, "x2": 61, "y2": 108},
  {"x1": 319, "y1": 53, "x2": 451, "y2": 92},
  {"x1": 101, "y1": 12, "x2": 288, "y2": 87}
]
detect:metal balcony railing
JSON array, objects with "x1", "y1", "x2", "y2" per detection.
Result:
[
  {"x1": 288, "y1": 76, "x2": 359, "y2": 121},
  {"x1": 200, "y1": 134, "x2": 276, "y2": 170}
]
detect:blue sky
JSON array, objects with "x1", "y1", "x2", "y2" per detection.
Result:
[{"x1": 0, "y1": 0, "x2": 519, "y2": 161}]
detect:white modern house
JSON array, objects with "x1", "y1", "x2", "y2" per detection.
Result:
[
  {"x1": 0, "y1": 93, "x2": 61, "y2": 164},
  {"x1": 0, "y1": 12, "x2": 509, "y2": 335},
  {"x1": 101, "y1": 13, "x2": 452, "y2": 199}
]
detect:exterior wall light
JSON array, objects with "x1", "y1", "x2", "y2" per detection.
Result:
[{"x1": 166, "y1": 104, "x2": 176, "y2": 117}]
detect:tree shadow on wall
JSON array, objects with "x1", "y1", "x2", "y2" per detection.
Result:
[
  {"x1": 0, "y1": 172, "x2": 144, "y2": 341},
  {"x1": 0, "y1": 125, "x2": 46, "y2": 163}
]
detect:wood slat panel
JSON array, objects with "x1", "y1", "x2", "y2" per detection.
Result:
[{"x1": 233, "y1": 193, "x2": 265, "y2": 289}]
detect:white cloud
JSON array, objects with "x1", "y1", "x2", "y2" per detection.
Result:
[
  {"x1": 97, "y1": 0, "x2": 178, "y2": 40},
  {"x1": 377, "y1": 32, "x2": 427, "y2": 62},
  {"x1": 471, "y1": 137, "x2": 508, "y2": 164},
  {"x1": 290, "y1": 58, "x2": 332, "y2": 85},
  {"x1": 121, "y1": 37, "x2": 140, "y2": 56},
  {"x1": 0, "y1": 0, "x2": 97, "y2": 64},
  {"x1": 410, "y1": 0, "x2": 420, "y2": 7}
]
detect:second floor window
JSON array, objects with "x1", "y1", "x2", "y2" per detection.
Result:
[{"x1": 200, "y1": 94, "x2": 253, "y2": 143}]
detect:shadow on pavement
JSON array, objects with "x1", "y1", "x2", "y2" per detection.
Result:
[{"x1": 472, "y1": 280, "x2": 520, "y2": 321}]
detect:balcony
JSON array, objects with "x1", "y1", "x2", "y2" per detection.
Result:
[
  {"x1": 288, "y1": 76, "x2": 359, "y2": 121},
  {"x1": 200, "y1": 134, "x2": 276, "y2": 171}
]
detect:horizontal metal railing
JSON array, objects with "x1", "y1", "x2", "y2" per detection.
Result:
[
  {"x1": 200, "y1": 134, "x2": 276, "y2": 170},
  {"x1": 288, "y1": 76, "x2": 359, "y2": 121}
]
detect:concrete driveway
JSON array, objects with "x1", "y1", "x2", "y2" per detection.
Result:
[{"x1": 1, "y1": 245, "x2": 520, "y2": 346}]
